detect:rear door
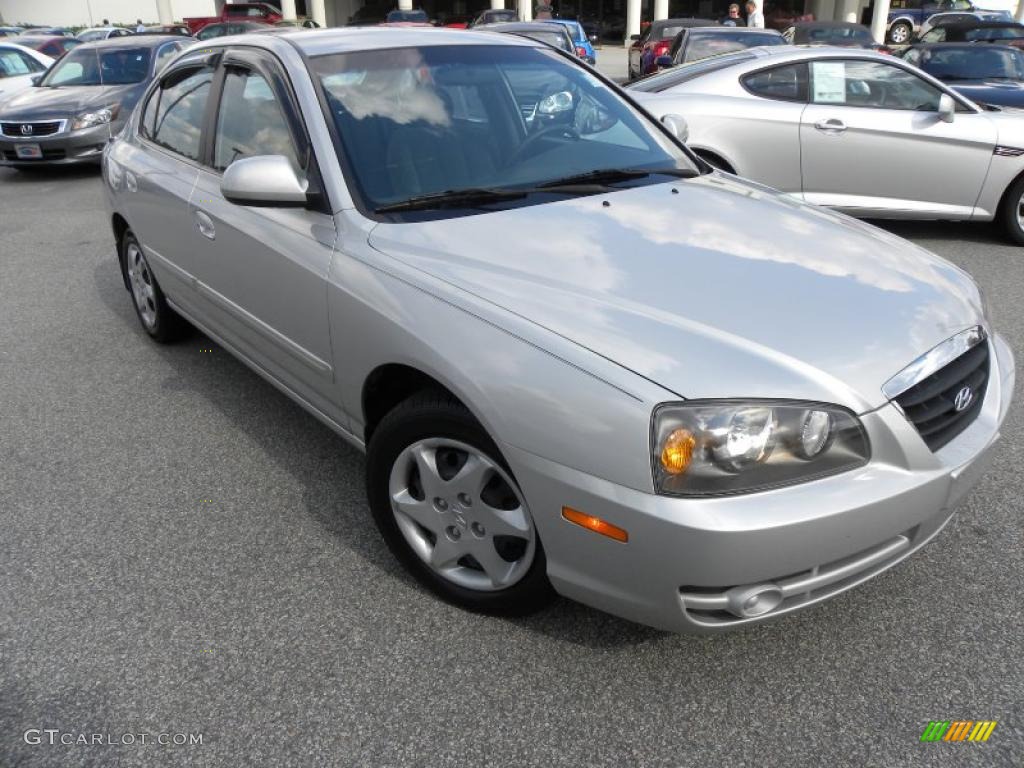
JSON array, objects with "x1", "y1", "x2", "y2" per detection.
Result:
[
  {"x1": 187, "y1": 48, "x2": 336, "y2": 406},
  {"x1": 799, "y1": 57, "x2": 995, "y2": 217}
]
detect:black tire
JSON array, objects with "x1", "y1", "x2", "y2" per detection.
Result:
[
  {"x1": 120, "y1": 229, "x2": 188, "y2": 343},
  {"x1": 887, "y1": 21, "x2": 912, "y2": 45},
  {"x1": 366, "y1": 391, "x2": 555, "y2": 617},
  {"x1": 999, "y1": 175, "x2": 1024, "y2": 245}
]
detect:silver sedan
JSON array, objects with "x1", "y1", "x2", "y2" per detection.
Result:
[
  {"x1": 103, "y1": 28, "x2": 1014, "y2": 633},
  {"x1": 627, "y1": 46, "x2": 1024, "y2": 244}
]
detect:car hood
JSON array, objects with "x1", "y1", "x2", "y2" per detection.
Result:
[
  {"x1": 951, "y1": 81, "x2": 1024, "y2": 109},
  {"x1": 367, "y1": 175, "x2": 983, "y2": 411},
  {"x1": 0, "y1": 83, "x2": 141, "y2": 120}
]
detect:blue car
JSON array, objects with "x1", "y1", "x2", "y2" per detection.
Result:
[{"x1": 552, "y1": 19, "x2": 596, "y2": 65}]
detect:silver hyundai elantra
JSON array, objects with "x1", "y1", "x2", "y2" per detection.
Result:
[
  {"x1": 103, "y1": 28, "x2": 1015, "y2": 633},
  {"x1": 628, "y1": 45, "x2": 1024, "y2": 244}
]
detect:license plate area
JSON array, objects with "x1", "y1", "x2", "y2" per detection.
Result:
[{"x1": 14, "y1": 143, "x2": 42, "y2": 159}]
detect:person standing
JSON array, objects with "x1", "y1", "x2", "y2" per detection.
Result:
[
  {"x1": 721, "y1": 4, "x2": 743, "y2": 26},
  {"x1": 745, "y1": 0, "x2": 764, "y2": 28},
  {"x1": 135, "y1": 18, "x2": 146, "y2": 33}
]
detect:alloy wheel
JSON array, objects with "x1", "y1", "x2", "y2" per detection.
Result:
[
  {"x1": 126, "y1": 242, "x2": 157, "y2": 329},
  {"x1": 1017, "y1": 189, "x2": 1024, "y2": 233},
  {"x1": 388, "y1": 438, "x2": 536, "y2": 592}
]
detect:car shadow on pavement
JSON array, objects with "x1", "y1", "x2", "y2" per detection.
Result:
[
  {"x1": 0, "y1": 164, "x2": 101, "y2": 184},
  {"x1": 871, "y1": 219, "x2": 1007, "y2": 246}
]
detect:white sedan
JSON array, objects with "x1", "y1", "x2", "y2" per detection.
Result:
[{"x1": 0, "y1": 42, "x2": 53, "y2": 103}]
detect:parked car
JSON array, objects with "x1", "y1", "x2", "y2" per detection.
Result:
[
  {"x1": 551, "y1": 19, "x2": 597, "y2": 65},
  {"x1": 77, "y1": 27, "x2": 134, "y2": 42},
  {"x1": 383, "y1": 9, "x2": 432, "y2": 25},
  {"x1": 0, "y1": 36, "x2": 185, "y2": 166},
  {"x1": 918, "y1": 19, "x2": 1024, "y2": 48},
  {"x1": 10, "y1": 35, "x2": 81, "y2": 59},
  {"x1": 184, "y1": 1, "x2": 283, "y2": 35},
  {"x1": 274, "y1": 19, "x2": 321, "y2": 28},
  {"x1": 23, "y1": 27, "x2": 72, "y2": 37},
  {"x1": 660, "y1": 26, "x2": 787, "y2": 69},
  {"x1": 903, "y1": 43, "x2": 1024, "y2": 107},
  {"x1": 629, "y1": 18, "x2": 718, "y2": 80},
  {"x1": 918, "y1": 9, "x2": 1011, "y2": 38},
  {"x1": 764, "y1": 1, "x2": 815, "y2": 30},
  {"x1": 467, "y1": 9, "x2": 519, "y2": 27},
  {"x1": 862, "y1": 0, "x2": 989, "y2": 45},
  {"x1": 782, "y1": 21, "x2": 885, "y2": 50},
  {"x1": 0, "y1": 42, "x2": 53, "y2": 102},
  {"x1": 102, "y1": 28, "x2": 1013, "y2": 633},
  {"x1": 195, "y1": 21, "x2": 273, "y2": 41},
  {"x1": 475, "y1": 21, "x2": 575, "y2": 54},
  {"x1": 628, "y1": 45, "x2": 1024, "y2": 242},
  {"x1": 138, "y1": 25, "x2": 193, "y2": 37},
  {"x1": 0, "y1": 27, "x2": 26, "y2": 37}
]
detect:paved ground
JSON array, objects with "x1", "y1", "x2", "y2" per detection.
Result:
[{"x1": 0, "y1": 165, "x2": 1021, "y2": 768}]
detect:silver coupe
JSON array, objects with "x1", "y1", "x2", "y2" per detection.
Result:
[
  {"x1": 627, "y1": 46, "x2": 1024, "y2": 244},
  {"x1": 103, "y1": 28, "x2": 1014, "y2": 632}
]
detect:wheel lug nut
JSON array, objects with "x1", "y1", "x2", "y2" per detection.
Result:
[
  {"x1": 470, "y1": 522, "x2": 486, "y2": 538},
  {"x1": 434, "y1": 497, "x2": 448, "y2": 511},
  {"x1": 445, "y1": 525, "x2": 461, "y2": 541},
  {"x1": 457, "y1": 493, "x2": 472, "y2": 507}
]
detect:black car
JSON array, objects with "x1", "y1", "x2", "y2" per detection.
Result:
[
  {"x1": 919, "y1": 20, "x2": 1024, "y2": 48},
  {"x1": 467, "y1": 9, "x2": 519, "y2": 27},
  {"x1": 0, "y1": 36, "x2": 186, "y2": 167},
  {"x1": 474, "y1": 21, "x2": 576, "y2": 54},
  {"x1": 661, "y1": 26, "x2": 787, "y2": 68},
  {"x1": 903, "y1": 43, "x2": 1024, "y2": 107},
  {"x1": 138, "y1": 24, "x2": 193, "y2": 36},
  {"x1": 782, "y1": 21, "x2": 879, "y2": 48}
]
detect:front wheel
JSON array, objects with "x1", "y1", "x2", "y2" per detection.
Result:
[
  {"x1": 999, "y1": 175, "x2": 1024, "y2": 245},
  {"x1": 121, "y1": 230, "x2": 187, "y2": 342},
  {"x1": 366, "y1": 392, "x2": 554, "y2": 616},
  {"x1": 888, "y1": 21, "x2": 912, "y2": 45}
]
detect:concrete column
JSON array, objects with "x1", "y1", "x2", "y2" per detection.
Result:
[
  {"x1": 654, "y1": 0, "x2": 668, "y2": 21},
  {"x1": 491, "y1": 0, "x2": 505, "y2": 9},
  {"x1": 835, "y1": 0, "x2": 858, "y2": 23},
  {"x1": 310, "y1": 0, "x2": 327, "y2": 25},
  {"x1": 626, "y1": 0, "x2": 641, "y2": 47},
  {"x1": 520, "y1": 0, "x2": 532, "y2": 22},
  {"x1": 1016, "y1": 0, "x2": 1024, "y2": 23},
  {"x1": 397, "y1": 0, "x2": 413, "y2": 9},
  {"x1": 870, "y1": 0, "x2": 891, "y2": 43},
  {"x1": 157, "y1": 0, "x2": 173, "y2": 24},
  {"x1": 281, "y1": 0, "x2": 297, "y2": 21}
]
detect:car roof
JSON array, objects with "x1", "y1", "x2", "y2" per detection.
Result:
[
  {"x1": 910, "y1": 42, "x2": 1022, "y2": 51},
  {"x1": 10, "y1": 35, "x2": 68, "y2": 43},
  {"x1": 278, "y1": 26, "x2": 540, "y2": 56},
  {"x1": 476, "y1": 22, "x2": 568, "y2": 32},
  {"x1": 945, "y1": 20, "x2": 1023, "y2": 29},
  {"x1": 68, "y1": 35, "x2": 182, "y2": 50},
  {"x1": 791, "y1": 21, "x2": 868, "y2": 29},
  {"x1": 688, "y1": 26, "x2": 782, "y2": 35}
]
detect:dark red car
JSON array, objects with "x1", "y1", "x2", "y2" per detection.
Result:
[
  {"x1": 628, "y1": 19, "x2": 717, "y2": 80},
  {"x1": 10, "y1": 35, "x2": 81, "y2": 59}
]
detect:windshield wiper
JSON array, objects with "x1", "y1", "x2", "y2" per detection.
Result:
[
  {"x1": 537, "y1": 166, "x2": 699, "y2": 190},
  {"x1": 375, "y1": 187, "x2": 527, "y2": 213}
]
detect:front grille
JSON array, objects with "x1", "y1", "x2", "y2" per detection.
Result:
[
  {"x1": 1, "y1": 120, "x2": 63, "y2": 137},
  {"x1": 894, "y1": 341, "x2": 989, "y2": 451}
]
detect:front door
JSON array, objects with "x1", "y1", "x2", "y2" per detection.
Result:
[{"x1": 799, "y1": 58, "x2": 995, "y2": 217}]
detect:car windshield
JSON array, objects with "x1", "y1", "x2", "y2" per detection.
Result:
[
  {"x1": 803, "y1": 26, "x2": 874, "y2": 44},
  {"x1": 965, "y1": 26, "x2": 1024, "y2": 40},
  {"x1": 387, "y1": 9, "x2": 429, "y2": 22},
  {"x1": 515, "y1": 29, "x2": 572, "y2": 51},
  {"x1": 684, "y1": 32, "x2": 785, "y2": 62},
  {"x1": 312, "y1": 44, "x2": 696, "y2": 217},
  {"x1": 78, "y1": 29, "x2": 110, "y2": 41},
  {"x1": 920, "y1": 46, "x2": 1024, "y2": 80},
  {"x1": 41, "y1": 46, "x2": 151, "y2": 85}
]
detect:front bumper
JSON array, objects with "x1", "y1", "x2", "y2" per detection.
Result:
[
  {"x1": 506, "y1": 334, "x2": 1015, "y2": 633},
  {"x1": 0, "y1": 123, "x2": 113, "y2": 166}
]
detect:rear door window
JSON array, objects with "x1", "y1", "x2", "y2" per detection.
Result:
[{"x1": 143, "y1": 65, "x2": 215, "y2": 161}]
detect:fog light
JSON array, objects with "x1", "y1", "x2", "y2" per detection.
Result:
[
  {"x1": 660, "y1": 428, "x2": 695, "y2": 475},
  {"x1": 725, "y1": 584, "x2": 783, "y2": 618}
]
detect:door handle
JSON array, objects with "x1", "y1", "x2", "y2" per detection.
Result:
[
  {"x1": 814, "y1": 118, "x2": 847, "y2": 134},
  {"x1": 194, "y1": 210, "x2": 216, "y2": 240}
]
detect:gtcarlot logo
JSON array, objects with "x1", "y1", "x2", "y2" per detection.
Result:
[{"x1": 23, "y1": 729, "x2": 203, "y2": 747}]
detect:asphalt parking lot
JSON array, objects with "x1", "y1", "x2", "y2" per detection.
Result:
[{"x1": 0, "y1": 164, "x2": 1021, "y2": 768}]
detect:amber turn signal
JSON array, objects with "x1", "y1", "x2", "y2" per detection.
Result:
[
  {"x1": 561, "y1": 506, "x2": 628, "y2": 543},
  {"x1": 660, "y1": 428, "x2": 695, "y2": 475}
]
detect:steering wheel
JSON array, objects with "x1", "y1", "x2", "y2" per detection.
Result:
[{"x1": 506, "y1": 125, "x2": 580, "y2": 167}]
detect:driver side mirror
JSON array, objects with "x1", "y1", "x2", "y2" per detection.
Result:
[
  {"x1": 661, "y1": 113, "x2": 689, "y2": 143},
  {"x1": 937, "y1": 93, "x2": 955, "y2": 123},
  {"x1": 221, "y1": 155, "x2": 309, "y2": 207},
  {"x1": 655, "y1": 55, "x2": 673, "y2": 69},
  {"x1": 31, "y1": 74, "x2": 43, "y2": 86}
]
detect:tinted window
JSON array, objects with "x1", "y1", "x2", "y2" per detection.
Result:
[
  {"x1": 966, "y1": 26, "x2": 1024, "y2": 40},
  {"x1": 0, "y1": 49, "x2": 44, "y2": 77},
  {"x1": 921, "y1": 28, "x2": 947, "y2": 41},
  {"x1": 144, "y1": 66, "x2": 214, "y2": 161},
  {"x1": 915, "y1": 45, "x2": 1024, "y2": 80},
  {"x1": 517, "y1": 29, "x2": 573, "y2": 52},
  {"x1": 153, "y1": 42, "x2": 181, "y2": 72},
  {"x1": 43, "y1": 46, "x2": 150, "y2": 85},
  {"x1": 683, "y1": 32, "x2": 786, "y2": 63},
  {"x1": 802, "y1": 26, "x2": 874, "y2": 45},
  {"x1": 213, "y1": 69, "x2": 298, "y2": 171},
  {"x1": 742, "y1": 62, "x2": 808, "y2": 101},
  {"x1": 810, "y1": 59, "x2": 943, "y2": 110}
]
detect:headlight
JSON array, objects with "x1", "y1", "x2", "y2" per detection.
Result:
[
  {"x1": 71, "y1": 104, "x2": 119, "y2": 131},
  {"x1": 651, "y1": 400, "x2": 870, "y2": 496}
]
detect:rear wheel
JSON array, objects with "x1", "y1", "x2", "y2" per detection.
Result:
[
  {"x1": 887, "y1": 21, "x2": 912, "y2": 45},
  {"x1": 121, "y1": 230, "x2": 187, "y2": 342},
  {"x1": 366, "y1": 392, "x2": 554, "y2": 616},
  {"x1": 999, "y1": 175, "x2": 1024, "y2": 245}
]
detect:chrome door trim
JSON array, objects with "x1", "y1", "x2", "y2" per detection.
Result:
[{"x1": 144, "y1": 245, "x2": 333, "y2": 376}]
